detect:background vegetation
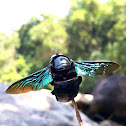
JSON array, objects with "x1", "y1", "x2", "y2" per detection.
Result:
[{"x1": 0, "y1": 0, "x2": 125, "y2": 93}]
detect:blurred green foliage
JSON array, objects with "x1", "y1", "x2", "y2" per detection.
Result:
[{"x1": 0, "y1": 0, "x2": 126, "y2": 93}]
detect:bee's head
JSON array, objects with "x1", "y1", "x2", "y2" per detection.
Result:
[{"x1": 50, "y1": 54, "x2": 72, "y2": 71}]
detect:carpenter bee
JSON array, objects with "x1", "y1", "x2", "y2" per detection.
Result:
[{"x1": 6, "y1": 53, "x2": 119, "y2": 102}]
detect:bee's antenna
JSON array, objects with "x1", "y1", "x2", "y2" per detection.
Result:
[{"x1": 53, "y1": 46, "x2": 58, "y2": 55}]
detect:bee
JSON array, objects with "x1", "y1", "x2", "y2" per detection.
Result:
[{"x1": 6, "y1": 53, "x2": 119, "y2": 102}]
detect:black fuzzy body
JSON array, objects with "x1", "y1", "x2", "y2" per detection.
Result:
[{"x1": 50, "y1": 54, "x2": 82, "y2": 102}]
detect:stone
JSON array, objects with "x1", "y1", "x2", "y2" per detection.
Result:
[
  {"x1": 72, "y1": 93, "x2": 93, "y2": 114},
  {"x1": 90, "y1": 75, "x2": 126, "y2": 125},
  {"x1": 100, "y1": 120, "x2": 123, "y2": 126},
  {"x1": 0, "y1": 83, "x2": 99, "y2": 126}
]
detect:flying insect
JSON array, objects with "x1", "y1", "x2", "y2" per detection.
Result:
[{"x1": 6, "y1": 53, "x2": 119, "y2": 102}]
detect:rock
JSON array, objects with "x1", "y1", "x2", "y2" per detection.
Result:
[
  {"x1": 90, "y1": 75, "x2": 126, "y2": 125},
  {"x1": 100, "y1": 120, "x2": 123, "y2": 126},
  {"x1": 72, "y1": 93, "x2": 93, "y2": 114},
  {"x1": 0, "y1": 83, "x2": 99, "y2": 126},
  {"x1": 75, "y1": 94, "x2": 93, "y2": 104}
]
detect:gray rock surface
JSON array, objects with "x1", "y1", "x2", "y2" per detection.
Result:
[
  {"x1": 91, "y1": 75, "x2": 126, "y2": 116},
  {"x1": 0, "y1": 83, "x2": 99, "y2": 126},
  {"x1": 90, "y1": 75, "x2": 126, "y2": 125}
]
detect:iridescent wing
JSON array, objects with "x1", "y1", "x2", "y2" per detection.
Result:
[
  {"x1": 75, "y1": 60, "x2": 119, "y2": 76},
  {"x1": 6, "y1": 67, "x2": 53, "y2": 94}
]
